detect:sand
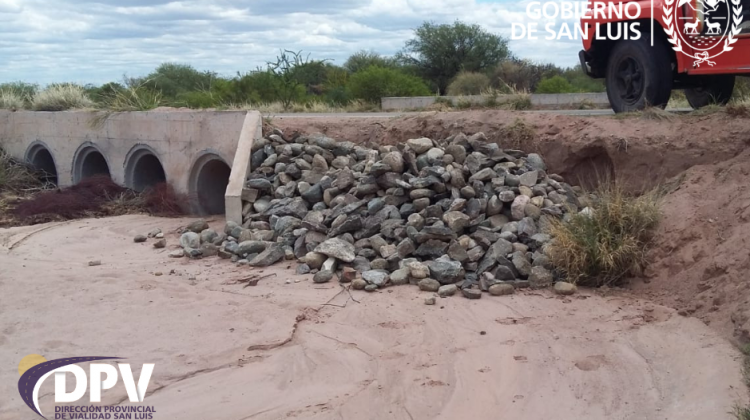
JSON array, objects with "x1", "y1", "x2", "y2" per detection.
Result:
[{"x1": 0, "y1": 215, "x2": 746, "y2": 419}]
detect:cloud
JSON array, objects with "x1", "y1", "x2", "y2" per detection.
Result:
[{"x1": 0, "y1": 0, "x2": 584, "y2": 84}]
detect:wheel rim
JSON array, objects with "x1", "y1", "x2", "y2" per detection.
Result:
[{"x1": 614, "y1": 57, "x2": 644, "y2": 106}]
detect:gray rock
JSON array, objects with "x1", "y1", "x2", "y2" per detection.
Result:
[
  {"x1": 315, "y1": 238, "x2": 356, "y2": 263},
  {"x1": 519, "y1": 171, "x2": 539, "y2": 187},
  {"x1": 187, "y1": 219, "x2": 209, "y2": 234},
  {"x1": 554, "y1": 281, "x2": 577, "y2": 295},
  {"x1": 489, "y1": 283, "x2": 515, "y2": 296},
  {"x1": 304, "y1": 252, "x2": 328, "y2": 270},
  {"x1": 153, "y1": 239, "x2": 167, "y2": 249},
  {"x1": 363, "y1": 270, "x2": 389, "y2": 286},
  {"x1": 180, "y1": 232, "x2": 201, "y2": 249},
  {"x1": 296, "y1": 264, "x2": 311, "y2": 275},
  {"x1": 512, "y1": 253, "x2": 533, "y2": 278},
  {"x1": 248, "y1": 245, "x2": 285, "y2": 267},
  {"x1": 237, "y1": 241, "x2": 268, "y2": 256},
  {"x1": 529, "y1": 266, "x2": 554, "y2": 288},
  {"x1": 410, "y1": 262, "x2": 430, "y2": 279},
  {"x1": 134, "y1": 235, "x2": 147, "y2": 243},
  {"x1": 443, "y1": 211, "x2": 471, "y2": 233},
  {"x1": 407, "y1": 137, "x2": 434, "y2": 154},
  {"x1": 169, "y1": 249, "x2": 185, "y2": 258},
  {"x1": 526, "y1": 154, "x2": 546, "y2": 171},
  {"x1": 461, "y1": 288, "x2": 482, "y2": 300},
  {"x1": 427, "y1": 259, "x2": 464, "y2": 284},
  {"x1": 390, "y1": 268, "x2": 411, "y2": 286},
  {"x1": 425, "y1": 296, "x2": 437, "y2": 305},
  {"x1": 313, "y1": 270, "x2": 334, "y2": 284},
  {"x1": 418, "y1": 278, "x2": 441, "y2": 292},
  {"x1": 365, "y1": 284, "x2": 379, "y2": 292},
  {"x1": 511, "y1": 195, "x2": 531, "y2": 221},
  {"x1": 438, "y1": 284, "x2": 458, "y2": 298},
  {"x1": 352, "y1": 279, "x2": 367, "y2": 290},
  {"x1": 415, "y1": 240, "x2": 449, "y2": 259}
]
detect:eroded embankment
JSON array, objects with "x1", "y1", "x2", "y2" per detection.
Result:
[
  {"x1": 274, "y1": 110, "x2": 750, "y2": 193},
  {"x1": 275, "y1": 110, "x2": 750, "y2": 344}
]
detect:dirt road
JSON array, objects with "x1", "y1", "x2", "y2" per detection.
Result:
[{"x1": 0, "y1": 215, "x2": 745, "y2": 419}]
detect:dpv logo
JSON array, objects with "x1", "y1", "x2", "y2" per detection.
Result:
[{"x1": 17, "y1": 355, "x2": 156, "y2": 419}]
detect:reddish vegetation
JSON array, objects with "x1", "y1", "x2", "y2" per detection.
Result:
[
  {"x1": 142, "y1": 183, "x2": 188, "y2": 217},
  {"x1": 12, "y1": 175, "x2": 127, "y2": 221},
  {"x1": 11, "y1": 176, "x2": 186, "y2": 223}
]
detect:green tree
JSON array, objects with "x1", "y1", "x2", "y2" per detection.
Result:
[
  {"x1": 141, "y1": 63, "x2": 218, "y2": 102},
  {"x1": 400, "y1": 21, "x2": 510, "y2": 94},
  {"x1": 344, "y1": 50, "x2": 396, "y2": 73},
  {"x1": 348, "y1": 66, "x2": 431, "y2": 103}
]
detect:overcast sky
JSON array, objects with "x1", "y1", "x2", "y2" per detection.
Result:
[{"x1": 0, "y1": 0, "x2": 583, "y2": 85}]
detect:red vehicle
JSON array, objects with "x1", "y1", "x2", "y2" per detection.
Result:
[{"x1": 579, "y1": 0, "x2": 750, "y2": 112}]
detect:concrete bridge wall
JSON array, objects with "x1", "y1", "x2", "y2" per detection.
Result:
[{"x1": 0, "y1": 110, "x2": 261, "y2": 220}]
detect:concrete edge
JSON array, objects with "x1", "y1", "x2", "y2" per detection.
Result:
[
  {"x1": 225, "y1": 111, "x2": 262, "y2": 224},
  {"x1": 381, "y1": 93, "x2": 610, "y2": 111}
]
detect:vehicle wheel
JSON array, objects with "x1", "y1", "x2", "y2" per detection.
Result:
[
  {"x1": 605, "y1": 36, "x2": 673, "y2": 113},
  {"x1": 684, "y1": 75, "x2": 735, "y2": 109}
]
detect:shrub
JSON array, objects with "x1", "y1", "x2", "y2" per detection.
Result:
[
  {"x1": 0, "y1": 148, "x2": 41, "y2": 192},
  {"x1": 348, "y1": 66, "x2": 432, "y2": 103},
  {"x1": 536, "y1": 76, "x2": 574, "y2": 93},
  {"x1": 32, "y1": 84, "x2": 95, "y2": 111},
  {"x1": 546, "y1": 184, "x2": 661, "y2": 287},
  {"x1": 103, "y1": 82, "x2": 163, "y2": 111},
  {"x1": 0, "y1": 89, "x2": 25, "y2": 110},
  {"x1": 447, "y1": 72, "x2": 490, "y2": 96}
]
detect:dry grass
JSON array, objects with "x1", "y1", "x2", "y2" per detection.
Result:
[
  {"x1": 502, "y1": 118, "x2": 537, "y2": 149},
  {"x1": 228, "y1": 99, "x2": 378, "y2": 114},
  {"x1": 0, "y1": 148, "x2": 43, "y2": 193},
  {"x1": 31, "y1": 85, "x2": 95, "y2": 111},
  {"x1": 546, "y1": 183, "x2": 661, "y2": 287},
  {"x1": 640, "y1": 106, "x2": 675, "y2": 121},
  {"x1": 0, "y1": 89, "x2": 25, "y2": 111},
  {"x1": 105, "y1": 83, "x2": 163, "y2": 111}
]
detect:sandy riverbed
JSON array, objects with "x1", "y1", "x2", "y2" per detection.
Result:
[{"x1": 0, "y1": 215, "x2": 745, "y2": 419}]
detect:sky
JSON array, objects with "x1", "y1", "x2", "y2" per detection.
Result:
[{"x1": 0, "y1": 0, "x2": 585, "y2": 85}]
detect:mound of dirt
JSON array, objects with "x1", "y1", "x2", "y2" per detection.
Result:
[
  {"x1": 632, "y1": 149, "x2": 750, "y2": 343},
  {"x1": 275, "y1": 110, "x2": 750, "y2": 192}
]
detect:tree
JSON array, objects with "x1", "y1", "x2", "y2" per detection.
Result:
[
  {"x1": 348, "y1": 66, "x2": 432, "y2": 103},
  {"x1": 344, "y1": 50, "x2": 396, "y2": 73},
  {"x1": 141, "y1": 63, "x2": 217, "y2": 101},
  {"x1": 400, "y1": 21, "x2": 510, "y2": 94}
]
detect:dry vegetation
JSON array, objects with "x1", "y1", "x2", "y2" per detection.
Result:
[
  {"x1": 31, "y1": 85, "x2": 95, "y2": 111},
  {"x1": 545, "y1": 183, "x2": 661, "y2": 287}
]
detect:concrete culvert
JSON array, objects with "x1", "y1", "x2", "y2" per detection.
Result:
[
  {"x1": 26, "y1": 144, "x2": 58, "y2": 184},
  {"x1": 125, "y1": 149, "x2": 167, "y2": 193},
  {"x1": 73, "y1": 146, "x2": 111, "y2": 183},
  {"x1": 192, "y1": 155, "x2": 230, "y2": 215}
]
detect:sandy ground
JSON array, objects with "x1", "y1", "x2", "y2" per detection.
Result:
[{"x1": 0, "y1": 215, "x2": 747, "y2": 420}]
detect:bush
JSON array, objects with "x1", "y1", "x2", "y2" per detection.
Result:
[
  {"x1": 32, "y1": 84, "x2": 95, "y2": 111},
  {"x1": 102, "y1": 82, "x2": 163, "y2": 111},
  {"x1": 0, "y1": 89, "x2": 25, "y2": 110},
  {"x1": 546, "y1": 184, "x2": 661, "y2": 287},
  {"x1": 0, "y1": 148, "x2": 41, "y2": 192},
  {"x1": 348, "y1": 66, "x2": 432, "y2": 103},
  {"x1": 447, "y1": 72, "x2": 490, "y2": 96},
  {"x1": 536, "y1": 76, "x2": 574, "y2": 93}
]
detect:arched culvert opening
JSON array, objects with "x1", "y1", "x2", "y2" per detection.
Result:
[
  {"x1": 73, "y1": 145, "x2": 111, "y2": 183},
  {"x1": 25, "y1": 143, "x2": 58, "y2": 184},
  {"x1": 124, "y1": 147, "x2": 167, "y2": 192},
  {"x1": 190, "y1": 153, "x2": 231, "y2": 215}
]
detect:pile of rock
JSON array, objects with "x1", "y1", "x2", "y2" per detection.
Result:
[{"x1": 171, "y1": 131, "x2": 587, "y2": 298}]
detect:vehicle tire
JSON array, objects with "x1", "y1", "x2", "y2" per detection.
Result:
[
  {"x1": 605, "y1": 35, "x2": 674, "y2": 113},
  {"x1": 684, "y1": 75, "x2": 735, "y2": 109}
]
